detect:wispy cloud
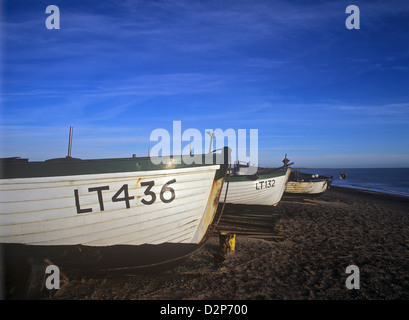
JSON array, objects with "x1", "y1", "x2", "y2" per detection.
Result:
[{"x1": 334, "y1": 102, "x2": 409, "y2": 116}]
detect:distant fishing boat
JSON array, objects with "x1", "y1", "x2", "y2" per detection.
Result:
[
  {"x1": 0, "y1": 128, "x2": 230, "y2": 271},
  {"x1": 220, "y1": 157, "x2": 292, "y2": 206},
  {"x1": 285, "y1": 170, "x2": 333, "y2": 195}
]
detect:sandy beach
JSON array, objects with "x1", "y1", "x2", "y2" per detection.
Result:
[{"x1": 4, "y1": 186, "x2": 409, "y2": 300}]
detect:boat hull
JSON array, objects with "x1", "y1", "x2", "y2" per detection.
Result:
[
  {"x1": 285, "y1": 179, "x2": 330, "y2": 195},
  {"x1": 220, "y1": 168, "x2": 291, "y2": 206},
  {"x1": 0, "y1": 149, "x2": 229, "y2": 270}
]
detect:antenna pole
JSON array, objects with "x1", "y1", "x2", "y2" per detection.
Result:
[
  {"x1": 207, "y1": 131, "x2": 215, "y2": 153},
  {"x1": 67, "y1": 126, "x2": 73, "y2": 158}
]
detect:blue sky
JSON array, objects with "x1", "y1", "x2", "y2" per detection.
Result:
[{"x1": 1, "y1": 0, "x2": 408, "y2": 168}]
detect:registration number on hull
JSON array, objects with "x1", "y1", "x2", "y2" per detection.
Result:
[
  {"x1": 255, "y1": 179, "x2": 275, "y2": 190},
  {"x1": 74, "y1": 179, "x2": 176, "y2": 214}
]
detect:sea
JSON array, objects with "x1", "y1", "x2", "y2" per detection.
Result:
[{"x1": 293, "y1": 168, "x2": 409, "y2": 198}]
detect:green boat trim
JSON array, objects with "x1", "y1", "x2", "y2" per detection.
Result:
[
  {"x1": 228, "y1": 168, "x2": 288, "y2": 182},
  {"x1": 0, "y1": 147, "x2": 230, "y2": 180}
]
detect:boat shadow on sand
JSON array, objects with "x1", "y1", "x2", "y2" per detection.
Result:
[{"x1": 2, "y1": 202, "x2": 290, "y2": 300}]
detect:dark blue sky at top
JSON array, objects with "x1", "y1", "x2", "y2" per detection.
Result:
[{"x1": 1, "y1": 0, "x2": 408, "y2": 167}]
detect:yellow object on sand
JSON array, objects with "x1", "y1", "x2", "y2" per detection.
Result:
[{"x1": 219, "y1": 232, "x2": 236, "y2": 253}]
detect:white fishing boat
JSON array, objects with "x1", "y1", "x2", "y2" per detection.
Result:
[
  {"x1": 0, "y1": 128, "x2": 230, "y2": 271},
  {"x1": 220, "y1": 160, "x2": 292, "y2": 206},
  {"x1": 285, "y1": 170, "x2": 333, "y2": 195}
]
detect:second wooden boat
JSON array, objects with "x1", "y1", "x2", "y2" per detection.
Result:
[{"x1": 220, "y1": 161, "x2": 292, "y2": 206}]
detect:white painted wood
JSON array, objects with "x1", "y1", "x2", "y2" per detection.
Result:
[
  {"x1": 285, "y1": 179, "x2": 329, "y2": 194},
  {"x1": 0, "y1": 165, "x2": 222, "y2": 246},
  {"x1": 220, "y1": 168, "x2": 291, "y2": 206}
]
